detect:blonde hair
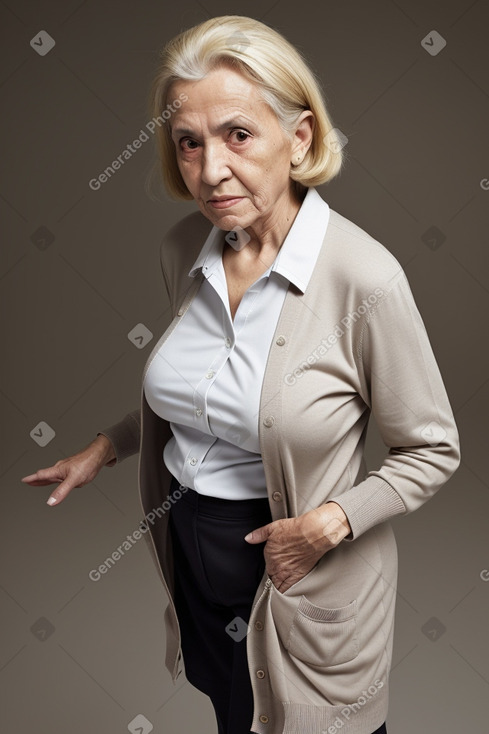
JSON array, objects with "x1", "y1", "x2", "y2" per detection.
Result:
[{"x1": 146, "y1": 15, "x2": 344, "y2": 200}]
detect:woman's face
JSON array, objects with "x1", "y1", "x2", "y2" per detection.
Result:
[{"x1": 168, "y1": 66, "x2": 308, "y2": 234}]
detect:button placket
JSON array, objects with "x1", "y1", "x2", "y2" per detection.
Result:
[
  {"x1": 247, "y1": 580, "x2": 274, "y2": 732},
  {"x1": 195, "y1": 356, "x2": 221, "y2": 425},
  {"x1": 181, "y1": 434, "x2": 216, "y2": 486},
  {"x1": 183, "y1": 260, "x2": 245, "y2": 485},
  {"x1": 233, "y1": 275, "x2": 268, "y2": 335},
  {"x1": 193, "y1": 386, "x2": 206, "y2": 426},
  {"x1": 193, "y1": 378, "x2": 210, "y2": 430}
]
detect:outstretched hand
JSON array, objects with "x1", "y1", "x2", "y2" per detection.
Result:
[
  {"x1": 20, "y1": 435, "x2": 116, "y2": 506},
  {"x1": 244, "y1": 501, "x2": 351, "y2": 593}
]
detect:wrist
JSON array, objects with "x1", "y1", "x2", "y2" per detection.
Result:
[
  {"x1": 324, "y1": 501, "x2": 352, "y2": 542},
  {"x1": 301, "y1": 502, "x2": 351, "y2": 551},
  {"x1": 91, "y1": 434, "x2": 116, "y2": 466}
]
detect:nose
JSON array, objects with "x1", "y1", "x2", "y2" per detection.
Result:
[{"x1": 200, "y1": 143, "x2": 232, "y2": 187}]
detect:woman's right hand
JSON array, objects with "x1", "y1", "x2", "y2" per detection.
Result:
[{"x1": 20, "y1": 434, "x2": 116, "y2": 506}]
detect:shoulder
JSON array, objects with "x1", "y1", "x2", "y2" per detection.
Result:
[{"x1": 323, "y1": 208, "x2": 406, "y2": 294}]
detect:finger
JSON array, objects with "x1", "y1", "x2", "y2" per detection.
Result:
[
  {"x1": 244, "y1": 524, "x2": 270, "y2": 543},
  {"x1": 20, "y1": 469, "x2": 64, "y2": 486},
  {"x1": 46, "y1": 480, "x2": 78, "y2": 506}
]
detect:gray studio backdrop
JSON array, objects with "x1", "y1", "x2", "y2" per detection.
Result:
[{"x1": 1, "y1": 0, "x2": 488, "y2": 732}]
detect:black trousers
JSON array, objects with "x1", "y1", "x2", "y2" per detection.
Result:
[{"x1": 168, "y1": 477, "x2": 387, "y2": 734}]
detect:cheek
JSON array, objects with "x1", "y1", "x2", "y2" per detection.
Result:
[
  {"x1": 177, "y1": 160, "x2": 199, "y2": 189},
  {"x1": 242, "y1": 156, "x2": 277, "y2": 186}
]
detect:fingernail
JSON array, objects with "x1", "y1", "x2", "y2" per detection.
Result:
[
  {"x1": 244, "y1": 533, "x2": 252, "y2": 542},
  {"x1": 47, "y1": 497, "x2": 57, "y2": 505}
]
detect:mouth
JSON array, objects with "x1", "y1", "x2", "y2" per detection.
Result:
[{"x1": 208, "y1": 196, "x2": 244, "y2": 209}]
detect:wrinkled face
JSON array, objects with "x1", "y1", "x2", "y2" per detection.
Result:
[{"x1": 168, "y1": 65, "x2": 299, "y2": 232}]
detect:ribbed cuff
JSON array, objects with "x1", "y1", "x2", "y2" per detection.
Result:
[
  {"x1": 331, "y1": 476, "x2": 406, "y2": 540},
  {"x1": 96, "y1": 408, "x2": 141, "y2": 466}
]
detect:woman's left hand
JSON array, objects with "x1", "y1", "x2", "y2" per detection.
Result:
[{"x1": 244, "y1": 502, "x2": 352, "y2": 593}]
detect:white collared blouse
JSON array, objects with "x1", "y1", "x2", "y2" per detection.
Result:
[{"x1": 143, "y1": 188, "x2": 330, "y2": 499}]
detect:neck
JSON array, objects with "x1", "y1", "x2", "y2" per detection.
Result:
[{"x1": 239, "y1": 185, "x2": 306, "y2": 261}]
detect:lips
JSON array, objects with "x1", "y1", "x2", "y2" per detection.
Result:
[
  {"x1": 208, "y1": 196, "x2": 244, "y2": 209},
  {"x1": 208, "y1": 196, "x2": 240, "y2": 201}
]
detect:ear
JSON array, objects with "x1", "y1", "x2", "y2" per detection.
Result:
[{"x1": 291, "y1": 110, "x2": 315, "y2": 161}]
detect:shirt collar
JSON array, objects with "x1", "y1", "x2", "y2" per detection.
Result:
[{"x1": 188, "y1": 187, "x2": 330, "y2": 294}]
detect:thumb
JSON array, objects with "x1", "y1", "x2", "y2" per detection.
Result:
[{"x1": 244, "y1": 523, "x2": 271, "y2": 544}]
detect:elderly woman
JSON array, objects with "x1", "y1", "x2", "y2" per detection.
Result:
[{"x1": 22, "y1": 14, "x2": 460, "y2": 734}]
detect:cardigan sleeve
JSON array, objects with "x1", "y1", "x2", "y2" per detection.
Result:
[
  {"x1": 96, "y1": 408, "x2": 141, "y2": 467},
  {"x1": 331, "y1": 270, "x2": 460, "y2": 541}
]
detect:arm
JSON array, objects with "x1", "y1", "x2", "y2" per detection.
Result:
[
  {"x1": 21, "y1": 433, "x2": 120, "y2": 506},
  {"x1": 22, "y1": 218, "x2": 178, "y2": 504},
  {"x1": 246, "y1": 270, "x2": 460, "y2": 590},
  {"x1": 96, "y1": 408, "x2": 141, "y2": 466},
  {"x1": 330, "y1": 270, "x2": 461, "y2": 540}
]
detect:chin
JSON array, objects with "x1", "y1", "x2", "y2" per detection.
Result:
[{"x1": 202, "y1": 207, "x2": 240, "y2": 226}]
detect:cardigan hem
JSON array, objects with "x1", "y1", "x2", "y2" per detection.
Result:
[{"x1": 279, "y1": 687, "x2": 388, "y2": 734}]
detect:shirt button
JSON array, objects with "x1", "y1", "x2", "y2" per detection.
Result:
[
  {"x1": 195, "y1": 408, "x2": 202, "y2": 416},
  {"x1": 254, "y1": 620, "x2": 264, "y2": 631},
  {"x1": 263, "y1": 416, "x2": 275, "y2": 428},
  {"x1": 189, "y1": 457, "x2": 197, "y2": 466},
  {"x1": 205, "y1": 370, "x2": 215, "y2": 379},
  {"x1": 276, "y1": 335, "x2": 286, "y2": 346},
  {"x1": 177, "y1": 308, "x2": 184, "y2": 317},
  {"x1": 224, "y1": 336, "x2": 232, "y2": 348},
  {"x1": 256, "y1": 669, "x2": 266, "y2": 679},
  {"x1": 259, "y1": 715, "x2": 269, "y2": 724},
  {"x1": 272, "y1": 491, "x2": 282, "y2": 502}
]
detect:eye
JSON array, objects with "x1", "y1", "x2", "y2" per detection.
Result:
[
  {"x1": 231, "y1": 129, "x2": 251, "y2": 143},
  {"x1": 177, "y1": 128, "x2": 252, "y2": 152},
  {"x1": 179, "y1": 138, "x2": 199, "y2": 150}
]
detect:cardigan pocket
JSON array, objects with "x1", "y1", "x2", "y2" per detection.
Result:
[{"x1": 286, "y1": 597, "x2": 358, "y2": 667}]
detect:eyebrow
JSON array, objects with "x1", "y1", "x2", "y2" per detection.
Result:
[{"x1": 171, "y1": 117, "x2": 253, "y2": 138}]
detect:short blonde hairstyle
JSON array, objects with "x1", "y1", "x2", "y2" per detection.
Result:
[{"x1": 146, "y1": 15, "x2": 344, "y2": 201}]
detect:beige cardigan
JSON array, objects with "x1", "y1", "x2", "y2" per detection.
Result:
[{"x1": 99, "y1": 199, "x2": 460, "y2": 734}]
